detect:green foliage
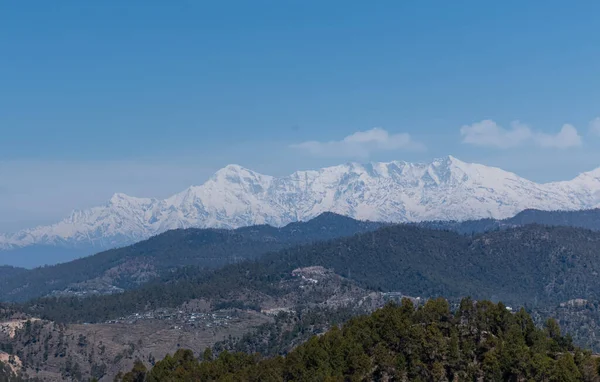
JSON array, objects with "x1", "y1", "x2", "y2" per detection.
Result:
[{"x1": 118, "y1": 298, "x2": 600, "y2": 381}]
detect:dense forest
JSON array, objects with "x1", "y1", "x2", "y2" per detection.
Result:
[
  {"x1": 118, "y1": 298, "x2": 600, "y2": 382},
  {"x1": 22, "y1": 223, "x2": 600, "y2": 324}
]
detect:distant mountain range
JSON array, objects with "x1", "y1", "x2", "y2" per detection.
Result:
[{"x1": 2, "y1": 155, "x2": 600, "y2": 266}]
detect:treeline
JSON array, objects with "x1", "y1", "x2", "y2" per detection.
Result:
[{"x1": 118, "y1": 298, "x2": 600, "y2": 381}]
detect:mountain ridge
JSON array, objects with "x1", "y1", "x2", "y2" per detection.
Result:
[
  {"x1": 2, "y1": 155, "x2": 600, "y2": 254},
  {"x1": 5, "y1": 208, "x2": 600, "y2": 299},
  {"x1": 25, "y1": 222, "x2": 600, "y2": 324},
  {"x1": 0, "y1": 212, "x2": 384, "y2": 301}
]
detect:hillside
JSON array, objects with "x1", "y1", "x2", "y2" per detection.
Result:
[
  {"x1": 0, "y1": 213, "x2": 382, "y2": 302},
  {"x1": 253, "y1": 224, "x2": 600, "y2": 306},
  {"x1": 506, "y1": 208, "x2": 600, "y2": 230},
  {"x1": 419, "y1": 208, "x2": 600, "y2": 234},
  {"x1": 0, "y1": 361, "x2": 25, "y2": 382},
  {"x1": 0, "y1": 267, "x2": 26, "y2": 281},
  {"x1": 21, "y1": 223, "x2": 600, "y2": 324},
  {"x1": 8, "y1": 223, "x2": 600, "y2": 379},
  {"x1": 531, "y1": 299, "x2": 600, "y2": 353},
  {"x1": 118, "y1": 298, "x2": 599, "y2": 382},
  {"x1": 7, "y1": 207, "x2": 600, "y2": 303},
  {"x1": 1, "y1": 267, "x2": 384, "y2": 381}
]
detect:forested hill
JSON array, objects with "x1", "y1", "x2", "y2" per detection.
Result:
[
  {"x1": 418, "y1": 208, "x2": 600, "y2": 234},
  {"x1": 4, "y1": 208, "x2": 600, "y2": 303},
  {"x1": 0, "y1": 266, "x2": 26, "y2": 280},
  {"x1": 24, "y1": 223, "x2": 600, "y2": 323},
  {"x1": 506, "y1": 208, "x2": 600, "y2": 229},
  {"x1": 252, "y1": 223, "x2": 600, "y2": 305},
  {"x1": 118, "y1": 298, "x2": 599, "y2": 382},
  {"x1": 0, "y1": 212, "x2": 383, "y2": 302}
]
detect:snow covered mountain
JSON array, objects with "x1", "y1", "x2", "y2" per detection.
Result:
[{"x1": 2, "y1": 155, "x2": 600, "y2": 253}]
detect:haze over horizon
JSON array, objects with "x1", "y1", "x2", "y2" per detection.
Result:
[{"x1": 2, "y1": 1, "x2": 600, "y2": 231}]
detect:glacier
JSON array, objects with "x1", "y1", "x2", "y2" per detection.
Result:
[{"x1": 1, "y1": 155, "x2": 600, "y2": 252}]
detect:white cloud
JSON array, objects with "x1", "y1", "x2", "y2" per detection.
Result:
[
  {"x1": 590, "y1": 117, "x2": 600, "y2": 136},
  {"x1": 290, "y1": 128, "x2": 425, "y2": 158},
  {"x1": 460, "y1": 120, "x2": 531, "y2": 149},
  {"x1": 460, "y1": 120, "x2": 582, "y2": 149},
  {"x1": 536, "y1": 124, "x2": 582, "y2": 149}
]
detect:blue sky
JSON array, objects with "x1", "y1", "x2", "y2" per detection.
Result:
[{"x1": 1, "y1": 0, "x2": 600, "y2": 231}]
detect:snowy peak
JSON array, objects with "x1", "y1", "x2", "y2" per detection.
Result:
[
  {"x1": 210, "y1": 164, "x2": 256, "y2": 181},
  {"x1": 428, "y1": 155, "x2": 513, "y2": 181},
  {"x1": 574, "y1": 166, "x2": 600, "y2": 181},
  {"x1": 206, "y1": 164, "x2": 273, "y2": 194},
  {"x1": 108, "y1": 193, "x2": 155, "y2": 208},
  {"x1": 2, "y1": 156, "x2": 600, "y2": 252},
  {"x1": 109, "y1": 192, "x2": 133, "y2": 204}
]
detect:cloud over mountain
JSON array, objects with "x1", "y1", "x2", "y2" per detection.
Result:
[
  {"x1": 291, "y1": 128, "x2": 425, "y2": 158},
  {"x1": 460, "y1": 120, "x2": 582, "y2": 149}
]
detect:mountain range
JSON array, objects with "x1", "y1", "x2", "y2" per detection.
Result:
[{"x1": 2, "y1": 155, "x2": 600, "y2": 265}]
